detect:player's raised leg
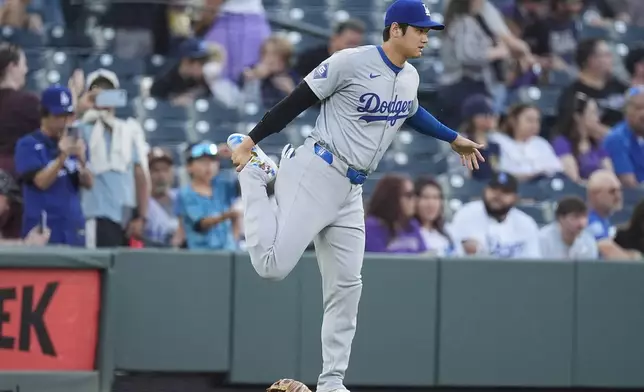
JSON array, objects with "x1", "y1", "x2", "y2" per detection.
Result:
[
  {"x1": 313, "y1": 186, "x2": 365, "y2": 392},
  {"x1": 228, "y1": 134, "x2": 347, "y2": 280}
]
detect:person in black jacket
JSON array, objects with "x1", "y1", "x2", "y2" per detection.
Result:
[
  {"x1": 614, "y1": 199, "x2": 644, "y2": 256},
  {"x1": 150, "y1": 38, "x2": 222, "y2": 106}
]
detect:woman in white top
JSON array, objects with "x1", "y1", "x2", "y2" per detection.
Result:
[
  {"x1": 489, "y1": 103, "x2": 563, "y2": 182},
  {"x1": 414, "y1": 177, "x2": 461, "y2": 257}
]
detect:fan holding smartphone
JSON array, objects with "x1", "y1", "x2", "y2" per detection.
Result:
[
  {"x1": 75, "y1": 69, "x2": 150, "y2": 248},
  {"x1": 13, "y1": 85, "x2": 93, "y2": 247}
]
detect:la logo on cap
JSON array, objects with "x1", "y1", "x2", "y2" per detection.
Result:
[
  {"x1": 423, "y1": 4, "x2": 431, "y2": 16},
  {"x1": 60, "y1": 91, "x2": 70, "y2": 106}
]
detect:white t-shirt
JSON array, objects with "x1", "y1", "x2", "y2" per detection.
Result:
[
  {"x1": 419, "y1": 227, "x2": 462, "y2": 257},
  {"x1": 489, "y1": 132, "x2": 563, "y2": 177},
  {"x1": 450, "y1": 200, "x2": 542, "y2": 259},
  {"x1": 221, "y1": 0, "x2": 264, "y2": 14},
  {"x1": 538, "y1": 222, "x2": 599, "y2": 260}
]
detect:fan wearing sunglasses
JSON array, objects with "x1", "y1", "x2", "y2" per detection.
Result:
[
  {"x1": 552, "y1": 92, "x2": 612, "y2": 184},
  {"x1": 175, "y1": 143, "x2": 240, "y2": 250}
]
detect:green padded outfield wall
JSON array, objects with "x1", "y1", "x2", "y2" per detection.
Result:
[{"x1": 112, "y1": 250, "x2": 232, "y2": 372}]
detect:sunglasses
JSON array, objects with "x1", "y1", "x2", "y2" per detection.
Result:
[{"x1": 188, "y1": 143, "x2": 218, "y2": 161}]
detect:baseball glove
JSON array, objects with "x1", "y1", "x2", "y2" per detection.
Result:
[{"x1": 266, "y1": 379, "x2": 312, "y2": 392}]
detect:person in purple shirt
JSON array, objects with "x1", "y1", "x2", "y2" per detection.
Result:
[
  {"x1": 365, "y1": 174, "x2": 426, "y2": 254},
  {"x1": 552, "y1": 92, "x2": 612, "y2": 183}
]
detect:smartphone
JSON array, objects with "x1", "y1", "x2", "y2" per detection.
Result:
[
  {"x1": 67, "y1": 121, "x2": 81, "y2": 140},
  {"x1": 95, "y1": 89, "x2": 128, "y2": 108},
  {"x1": 39, "y1": 210, "x2": 47, "y2": 234}
]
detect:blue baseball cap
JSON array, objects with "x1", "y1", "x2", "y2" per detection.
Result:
[
  {"x1": 385, "y1": 0, "x2": 444, "y2": 30},
  {"x1": 41, "y1": 85, "x2": 74, "y2": 116},
  {"x1": 489, "y1": 172, "x2": 518, "y2": 193},
  {"x1": 179, "y1": 38, "x2": 210, "y2": 60},
  {"x1": 461, "y1": 94, "x2": 495, "y2": 119}
]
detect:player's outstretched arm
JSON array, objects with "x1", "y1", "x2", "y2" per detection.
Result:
[{"x1": 405, "y1": 106, "x2": 485, "y2": 170}]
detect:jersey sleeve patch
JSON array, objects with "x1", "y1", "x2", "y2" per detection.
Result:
[{"x1": 313, "y1": 63, "x2": 329, "y2": 79}]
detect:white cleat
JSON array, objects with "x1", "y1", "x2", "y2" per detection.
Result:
[{"x1": 227, "y1": 133, "x2": 278, "y2": 181}]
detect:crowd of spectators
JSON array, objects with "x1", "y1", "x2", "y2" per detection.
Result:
[{"x1": 0, "y1": 0, "x2": 641, "y2": 260}]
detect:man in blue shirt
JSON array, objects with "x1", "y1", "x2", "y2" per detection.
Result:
[
  {"x1": 585, "y1": 170, "x2": 641, "y2": 260},
  {"x1": 175, "y1": 143, "x2": 239, "y2": 250},
  {"x1": 603, "y1": 86, "x2": 644, "y2": 188},
  {"x1": 14, "y1": 85, "x2": 93, "y2": 246}
]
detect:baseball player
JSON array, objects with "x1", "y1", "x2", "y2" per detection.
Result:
[{"x1": 227, "y1": 1, "x2": 484, "y2": 391}]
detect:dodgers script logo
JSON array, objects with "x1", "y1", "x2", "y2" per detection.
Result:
[
  {"x1": 357, "y1": 93, "x2": 413, "y2": 126},
  {"x1": 486, "y1": 235, "x2": 526, "y2": 258}
]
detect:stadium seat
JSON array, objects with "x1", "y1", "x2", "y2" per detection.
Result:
[
  {"x1": 1, "y1": 27, "x2": 45, "y2": 48},
  {"x1": 24, "y1": 50, "x2": 43, "y2": 72},
  {"x1": 537, "y1": 176, "x2": 587, "y2": 201},
  {"x1": 24, "y1": 73, "x2": 40, "y2": 93},
  {"x1": 441, "y1": 174, "x2": 486, "y2": 203},
  {"x1": 622, "y1": 187, "x2": 644, "y2": 207},
  {"x1": 395, "y1": 130, "x2": 442, "y2": 157},
  {"x1": 119, "y1": 79, "x2": 141, "y2": 100},
  {"x1": 135, "y1": 97, "x2": 189, "y2": 122},
  {"x1": 518, "y1": 180, "x2": 547, "y2": 201},
  {"x1": 579, "y1": 23, "x2": 611, "y2": 40},
  {"x1": 513, "y1": 86, "x2": 563, "y2": 117},
  {"x1": 190, "y1": 122, "x2": 237, "y2": 145},
  {"x1": 263, "y1": 0, "x2": 284, "y2": 8},
  {"x1": 46, "y1": 25, "x2": 71, "y2": 48},
  {"x1": 192, "y1": 99, "x2": 240, "y2": 125},
  {"x1": 426, "y1": 0, "x2": 445, "y2": 12},
  {"x1": 31, "y1": 50, "x2": 76, "y2": 86},
  {"x1": 609, "y1": 207, "x2": 632, "y2": 227},
  {"x1": 115, "y1": 104, "x2": 135, "y2": 119},
  {"x1": 146, "y1": 54, "x2": 172, "y2": 77},
  {"x1": 547, "y1": 70, "x2": 574, "y2": 86},
  {"x1": 516, "y1": 203, "x2": 552, "y2": 226},
  {"x1": 386, "y1": 153, "x2": 448, "y2": 176},
  {"x1": 620, "y1": 25, "x2": 644, "y2": 47},
  {"x1": 408, "y1": 56, "x2": 442, "y2": 85},
  {"x1": 81, "y1": 53, "x2": 146, "y2": 80},
  {"x1": 142, "y1": 122, "x2": 189, "y2": 146}
]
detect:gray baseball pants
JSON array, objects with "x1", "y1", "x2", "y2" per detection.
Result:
[{"x1": 238, "y1": 139, "x2": 365, "y2": 392}]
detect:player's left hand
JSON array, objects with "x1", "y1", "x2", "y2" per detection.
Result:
[{"x1": 450, "y1": 135, "x2": 485, "y2": 170}]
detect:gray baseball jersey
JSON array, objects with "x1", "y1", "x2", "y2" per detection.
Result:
[
  {"x1": 238, "y1": 44, "x2": 423, "y2": 392},
  {"x1": 303, "y1": 45, "x2": 420, "y2": 173}
]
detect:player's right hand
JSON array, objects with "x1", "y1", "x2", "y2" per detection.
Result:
[
  {"x1": 231, "y1": 137, "x2": 255, "y2": 172},
  {"x1": 450, "y1": 135, "x2": 485, "y2": 171}
]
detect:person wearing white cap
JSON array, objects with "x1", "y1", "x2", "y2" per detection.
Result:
[{"x1": 74, "y1": 68, "x2": 151, "y2": 248}]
